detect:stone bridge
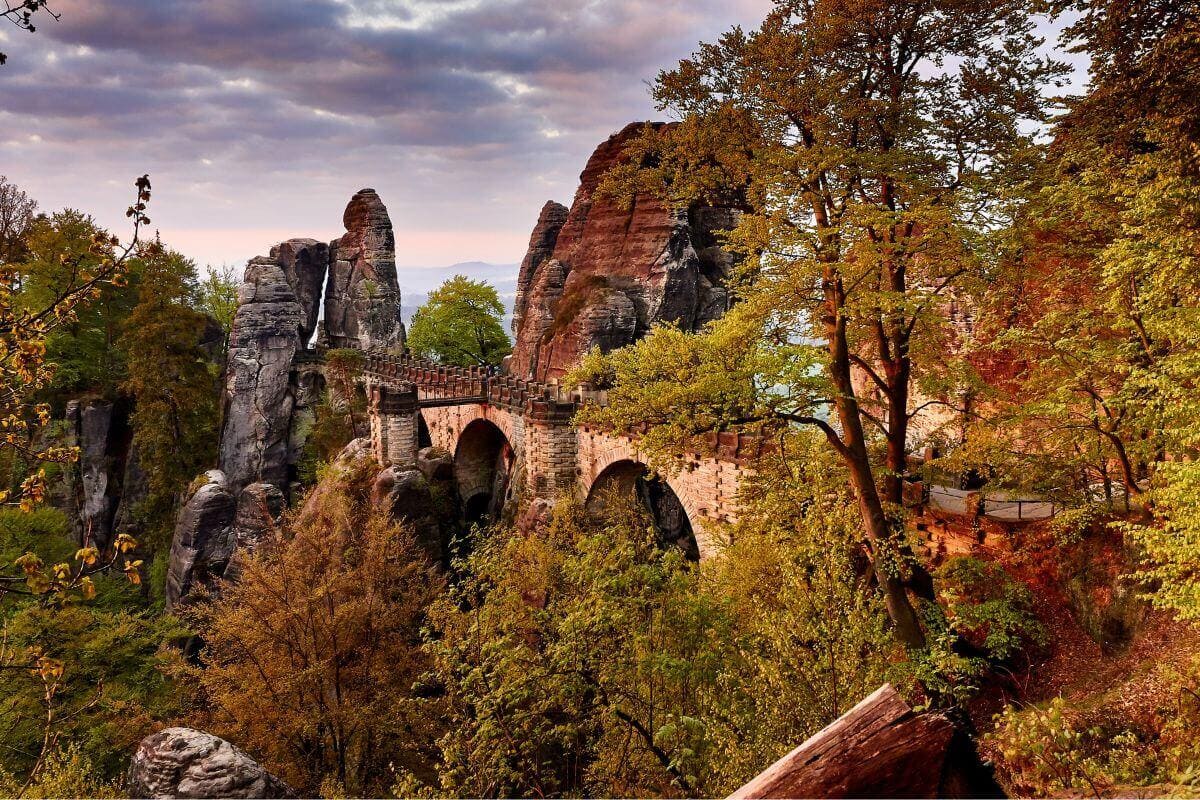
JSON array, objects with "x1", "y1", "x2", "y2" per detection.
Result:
[{"x1": 357, "y1": 351, "x2": 761, "y2": 559}]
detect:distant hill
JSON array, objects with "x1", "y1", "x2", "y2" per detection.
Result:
[{"x1": 396, "y1": 261, "x2": 519, "y2": 331}]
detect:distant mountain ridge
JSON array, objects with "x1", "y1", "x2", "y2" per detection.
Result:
[{"x1": 396, "y1": 261, "x2": 519, "y2": 329}]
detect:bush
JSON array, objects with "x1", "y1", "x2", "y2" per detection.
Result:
[
  {"x1": 936, "y1": 556, "x2": 1048, "y2": 662},
  {"x1": 194, "y1": 457, "x2": 445, "y2": 796}
]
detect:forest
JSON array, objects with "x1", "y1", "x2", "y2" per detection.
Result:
[{"x1": 1, "y1": 0, "x2": 1199, "y2": 796}]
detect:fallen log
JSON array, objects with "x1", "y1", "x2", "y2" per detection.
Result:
[{"x1": 728, "y1": 684, "x2": 1004, "y2": 799}]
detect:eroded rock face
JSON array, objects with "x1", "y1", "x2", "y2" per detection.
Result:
[
  {"x1": 271, "y1": 238, "x2": 329, "y2": 345},
  {"x1": 128, "y1": 727, "x2": 293, "y2": 799},
  {"x1": 512, "y1": 201, "x2": 569, "y2": 338},
  {"x1": 509, "y1": 122, "x2": 738, "y2": 381},
  {"x1": 165, "y1": 471, "x2": 236, "y2": 612},
  {"x1": 66, "y1": 398, "x2": 132, "y2": 549},
  {"x1": 218, "y1": 258, "x2": 304, "y2": 495},
  {"x1": 324, "y1": 189, "x2": 405, "y2": 351},
  {"x1": 222, "y1": 482, "x2": 285, "y2": 583},
  {"x1": 372, "y1": 466, "x2": 444, "y2": 564}
]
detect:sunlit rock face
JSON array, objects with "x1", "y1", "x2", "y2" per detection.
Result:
[
  {"x1": 323, "y1": 188, "x2": 406, "y2": 351},
  {"x1": 509, "y1": 122, "x2": 740, "y2": 382}
]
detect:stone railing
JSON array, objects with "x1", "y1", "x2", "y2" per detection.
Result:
[{"x1": 356, "y1": 350, "x2": 611, "y2": 412}]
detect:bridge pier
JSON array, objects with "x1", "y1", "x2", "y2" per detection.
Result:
[
  {"x1": 524, "y1": 399, "x2": 579, "y2": 504},
  {"x1": 368, "y1": 381, "x2": 419, "y2": 469}
]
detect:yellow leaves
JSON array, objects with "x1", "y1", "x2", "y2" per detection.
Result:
[
  {"x1": 114, "y1": 533, "x2": 138, "y2": 553},
  {"x1": 123, "y1": 559, "x2": 143, "y2": 585},
  {"x1": 33, "y1": 655, "x2": 64, "y2": 683},
  {"x1": 74, "y1": 547, "x2": 99, "y2": 566},
  {"x1": 15, "y1": 552, "x2": 43, "y2": 576},
  {"x1": 78, "y1": 576, "x2": 96, "y2": 601}
]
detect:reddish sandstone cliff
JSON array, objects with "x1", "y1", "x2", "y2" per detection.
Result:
[{"x1": 509, "y1": 122, "x2": 739, "y2": 382}]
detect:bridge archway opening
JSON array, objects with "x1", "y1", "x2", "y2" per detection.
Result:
[
  {"x1": 454, "y1": 419, "x2": 513, "y2": 526},
  {"x1": 585, "y1": 460, "x2": 699, "y2": 561},
  {"x1": 417, "y1": 413, "x2": 432, "y2": 450}
]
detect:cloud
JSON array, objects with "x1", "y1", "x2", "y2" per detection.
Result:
[{"x1": 1, "y1": 0, "x2": 772, "y2": 268}]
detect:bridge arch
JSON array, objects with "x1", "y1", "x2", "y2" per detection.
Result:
[
  {"x1": 584, "y1": 459, "x2": 700, "y2": 561},
  {"x1": 454, "y1": 418, "x2": 515, "y2": 524}
]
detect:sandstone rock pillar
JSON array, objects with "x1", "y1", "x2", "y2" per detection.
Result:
[{"x1": 368, "y1": 382, "x2": 419, "y2": 470}]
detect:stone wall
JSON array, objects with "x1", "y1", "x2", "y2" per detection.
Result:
[{"x1": 414, "y1": 397, "x2": 754, "y2": 561}]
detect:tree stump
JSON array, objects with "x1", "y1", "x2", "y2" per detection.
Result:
[{"x1": 728, "y1": 684, "x2": 1004, "y2": 799}]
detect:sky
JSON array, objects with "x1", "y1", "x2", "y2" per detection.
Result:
[{"x1": 0, "y1": 0, "x2": 776, "y2": 270}]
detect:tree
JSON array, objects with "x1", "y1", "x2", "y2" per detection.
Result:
[
  {"x1": 996, "y1": 0, "x2": 1200, "y2": 619},
  {"x1": 0, "y1": 175, "x2": 149, "y2": 510},
  {"x1": 576, "y1": 0, "x2": 1060, "y2": 656},
  {"x1": 17, "y1": 210, "x2": 140, "y2": 397},
  {"x1": 196, "y1": 263, "x2": 239, "y2": 354},
  {"x1": 0, "y1": 176, "x2": 37, "y2": 265},
  {"x1": 407, "y1": 275, "x2": 511, "y2": 367},
  {"x1": 194, "y1": 456, "x2": 445, "y2": 796},
  {"x1": 119, "y1": 244, "x2": 220, "y2": 547}
]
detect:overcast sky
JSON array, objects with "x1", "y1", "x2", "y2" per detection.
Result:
[{"x1": 0, "y1": 0, "x2": 777, "y2": 269}]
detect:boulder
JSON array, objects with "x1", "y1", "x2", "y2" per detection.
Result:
[
  {"x1": 727, "y1": 684, "x2": 1003, "y2": 799},
  {"x1": 509, "y1": 122, "x2": 739, "y2": 381},
  {"x1": 270, "y1": 238, "x2": 328, "y2": 345},
  {"x1": 372, "y1": 466, "x2": 443, "y2": 564},
  {"x1": 127, "y1": 727, "x2": 293, "y2": 799},
  {"x1": 165, "y1": 471, "x2": 236, "y2": 612},
  {"x1": 416, "y1": 446, "x2": 454, "y2": 482},
  {"x1": 223, "y1": 482, "x2": 286, "y2": 583},
  {"x1": 323, "y1": 189, "x2": 405, "y2": 351},
  {"x1": 218, "y1": 258, "x2": 304, "y2": 496}
]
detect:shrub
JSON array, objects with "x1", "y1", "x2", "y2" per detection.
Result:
[
  {"x1": 194, "y1": 460, "x2": 445, "y2": 796},
  {"x1": 936, "y1": 556, "x2": 1048, "y2": 662}
]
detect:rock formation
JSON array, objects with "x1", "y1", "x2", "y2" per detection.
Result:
[
  {"x1": 165, "y1": 471, "x2": 236, "y2": 612},
  {"x1": 727, "y1": 684, "x2": 1003, "y2": 799},
  {"x1": 218, "y1": 258, "x2": 304, "y2": 495},
  {"x1": 127, "y1": 727, "x2": 293, "y2": 799},
  {"x1": 511, "y1": 201, "x2": 569, "y2": 338},
  {"x1": 323, "y1": 188, "x2": 405, "y2": 351},
  {"x1": 223, "y1": 482, "x2": 285, "y2": 582},
  {"x1": 64, "y1": 398, "x2": 135, "y2": 549},
  {"x1": 509, "y1": 122, "x2": 739, "y2": 382},
  {"x1": 271, "y1": 238, "x2": 329, "y2": 345},
  {"x1": 372, "y1": 460, "x2": 450, "y2": 566}
]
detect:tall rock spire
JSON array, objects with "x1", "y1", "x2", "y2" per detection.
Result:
[{"x1": 323, "y1": 188, "x2": 406, "y2": 351}]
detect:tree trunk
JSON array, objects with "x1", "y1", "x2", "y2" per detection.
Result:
[
  {"x1": 727, "y1": 684, "x2": 1005, "y2": 799},
  {"x1": 826, "y1": 284, "x2": 926, "y2": 650}
]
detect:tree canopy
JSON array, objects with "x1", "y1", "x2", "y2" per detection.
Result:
[{"x1": 407, "y1": 275, "x2": 511, "y2": 367}]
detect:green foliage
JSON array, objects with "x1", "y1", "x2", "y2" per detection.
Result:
[
  {"x1": 427, "y1": 496, "x2": 717, "y2": 797},
  {"x1": 0, "y1": 744, "x2": 123, "y2": 799},
  {"x1": 425, "y1": 433, "x2": 901, "y2": 797},
  {"x1": 0, "y1": 508, "x2": 183, "y2": 783},
  {"x1": 1127, "y1": 460, "x2": 1200, "y2": 622},
  {"x1": 985, "y1": 697, "x2": 1110, "y2": 796},
  {"x1": 18, "y1": 210, "x2": 139, "y2": 399},
  {"x1": 936, "y1": 557, "x2": 1047, "y2": 662},
  {"x1": 197, "y1": 263, "x2": 239, "y2": 338},
  {"x1": 119, "y1": 246, "x2": 219, "y2": 548},
  {"x1": 407, "y1": 275, "x2": 510, "y2": 366}
]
